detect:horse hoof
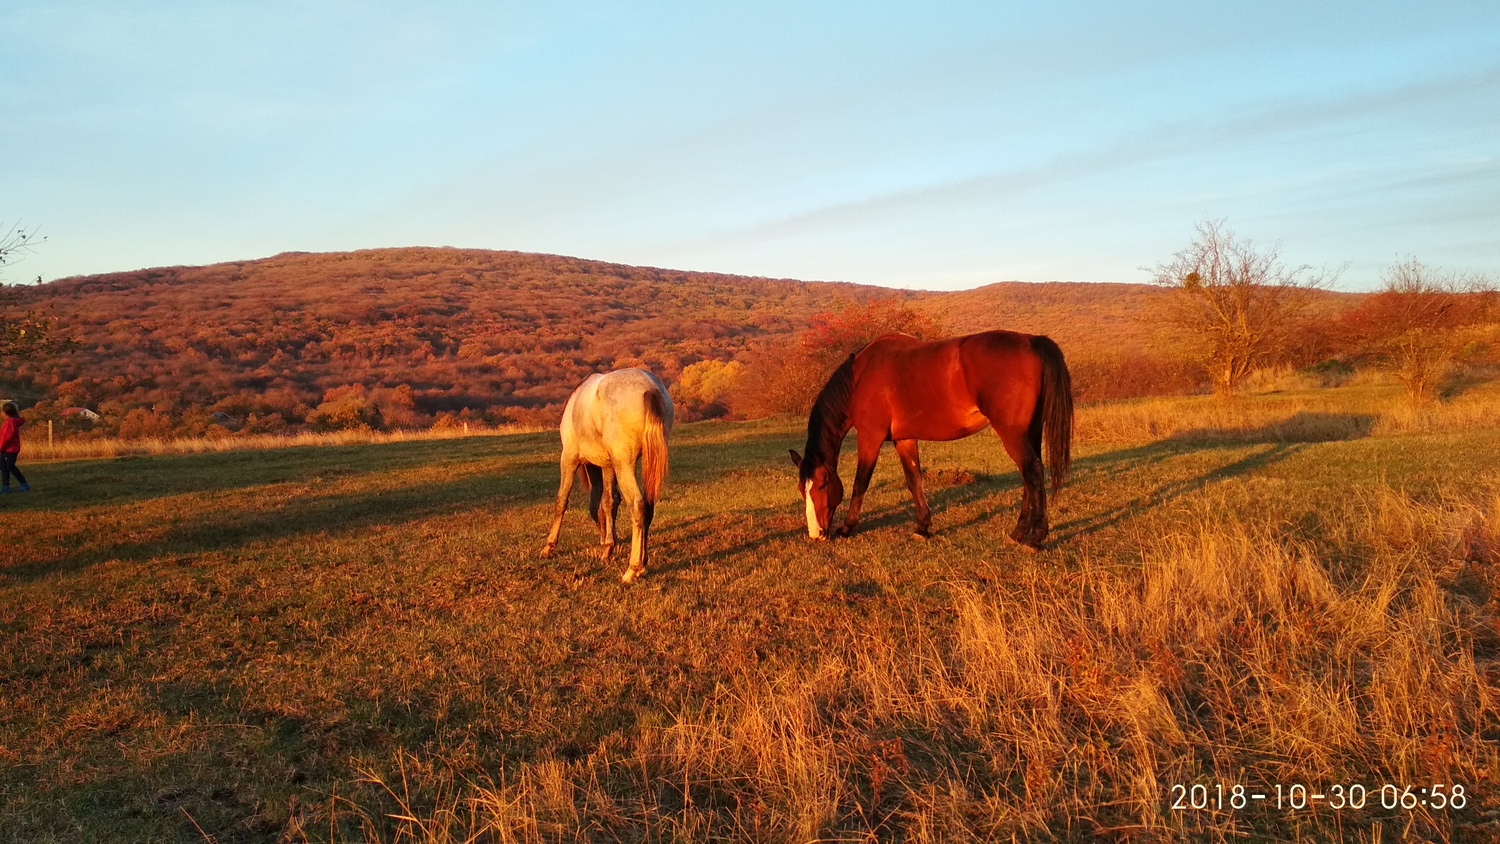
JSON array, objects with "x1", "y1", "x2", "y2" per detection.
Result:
[
  {"x1": 621, "y1": 568, "x2": 643, "y2": 583},
  {"x1": 1009, "y1": 529, "x2": 1044, "y2": 552},
  {"x1": 539, "y1": 545, "x2": 556, "y2": 558},
  {"x1": 1017, "y1": 533, "x2": 1047, "y2": 552},
  {"x1": 912, "y1": 530, "x2": 930, "y2": 540}
]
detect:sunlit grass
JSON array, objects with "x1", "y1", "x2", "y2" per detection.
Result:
[
  {"x1": 1077, "y1": 380, "x2": 1500, "y2": 444},
  {"x1": 2, "y1": 386, "x2": 1497, "y2": 841}
]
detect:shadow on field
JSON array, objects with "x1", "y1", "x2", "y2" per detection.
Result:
[
  {"x1": 5, "y1": 462, "x2": 558, "y2": 582},
  {"x1": 649, "y1": 509, "x2": 811, "y2": 577},
  {"x1": 1032, "y1": 411, "x2": 1369, "y2": 544},
  {"x1": 5, "y1": 428, "x2": 803, "y2": 583},
  {"x1": 1049, "y1": 441, "x2": 1308, "y2": 543},
  {"x1": 9, "y1": 433, "x2": 561, "y2": 514},
  {"x1": 1440, "y1": 378, "x2": 1487, "y2": 401},
  {"x1": 1163, "y1": 411, "x2": 1378, "y2": 444},
  {"x1": 691, "y1": 413, "x2": 1373, "y2": 545},
  {"x1": 843, "y1": 469, "x2": 1024, "y2": 537},
  {"x1": 2, "y1": 417, "x2": 1342, "y2": 581},
  {"x1": 830, "y1": 432, "x2": 1315, "y2": 545}
]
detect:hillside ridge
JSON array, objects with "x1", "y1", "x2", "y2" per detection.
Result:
[{"x1": 5, "y1": 247, "x2": 1355, "y2": 435}]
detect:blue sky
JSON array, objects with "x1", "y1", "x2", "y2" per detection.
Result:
[{"x1": 3, "y1": 1, "x2": 1497, "y2": 290}]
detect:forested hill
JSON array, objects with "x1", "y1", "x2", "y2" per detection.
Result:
[
  {"x1": 10, "y1": 248, "x2": 886, "y2": 430},
  {"x1": 4, "y1": 247, "x2": 1325, "y2": 435}
]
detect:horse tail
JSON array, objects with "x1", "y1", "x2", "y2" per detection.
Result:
[
  {"x1": 1030, "y1": 335, "x2": 1073, "y2": 494},
  {"x1": 641, "y1": 387, "x2": 670, "y2": 504}
]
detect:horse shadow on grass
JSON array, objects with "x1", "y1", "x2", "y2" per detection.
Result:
[
  {"x1": 1046, "y1": 441, "x2": 1306, "y2": 544},
  {"x1": 893, "y1": 440, "x2": 1297, "y2": 545},
  {"x1": 1164, "y1": 410, "x2": 1378, "y2": 445},
  {"x1": 5, "y1": 433, "x2": 561, "y2": 516},
  {"x1": 5, "y1": 414, "x2": 1376, "y2": 581},
  {"x1": 643, "y1": 412, "x2": 1375, "y2": 562},
  {"x1": 835, "y1": 469, "x2": 1025, "y2": 538},
  {"x1": 827, "y1": 411, "x2": 1377, "y2": 545},
  {"x1": 4, "y1": 453, "x2": 565, "y2": 583},
  {"x1": 1047, "y1": 411, "x2": 1377, "y2": 543},
  {"x1": 636, "y1": 511, "x2": 789, "y2": 579},
  {"x1": 5, "y1": 427, "x2": 805, "y2": 584}
]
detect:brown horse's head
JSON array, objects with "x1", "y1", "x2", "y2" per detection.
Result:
[{"x1": 790, "y1": 450, "x2": 843, "y2": 540}]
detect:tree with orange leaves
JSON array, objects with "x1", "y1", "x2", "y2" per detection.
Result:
[
  {"x1": 1339, "y1": 258, "x2": 1493, "y2": 403},
  {"x1": 730, "y1": 299, "x2": 942, "y2": 417}
]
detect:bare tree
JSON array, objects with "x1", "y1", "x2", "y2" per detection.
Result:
[
  {"x1": 0, "y1": 220, "x2": 44, "y2": 279},
  {"x1": 1, "y1": 219, "x2": 60, "y2": 359},
  {"x1": 1150, "y1": 220, "x2": 1335, "y2": 396},
  {"x1": 1347, "y1": 258, "x2": 1491, "y2": 403}
]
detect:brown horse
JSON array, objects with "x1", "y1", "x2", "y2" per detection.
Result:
[{"x1": 789, "y1": 331, "x2": 1072, "y2": 548}]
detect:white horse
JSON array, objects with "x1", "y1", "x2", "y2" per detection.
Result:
[{"x1": 540, "y1": 368, "x2": 673, "y2": 582}]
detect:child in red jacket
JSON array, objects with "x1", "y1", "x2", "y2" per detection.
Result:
[{"x1": 0, "y1": 402, "x2": 27, "y2": 493}]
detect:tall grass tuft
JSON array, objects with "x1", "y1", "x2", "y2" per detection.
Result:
[{"x1": 333, "y1": 489, "x2": 1499, "y2": 842}]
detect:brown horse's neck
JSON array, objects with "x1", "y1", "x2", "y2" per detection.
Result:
[{"x1": 802, "y1": 354, "x2": 856, "y2": 472}]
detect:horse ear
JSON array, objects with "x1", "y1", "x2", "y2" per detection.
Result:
[{"x1": 789, "y1": 450, "x2": 802, "y2": 469}]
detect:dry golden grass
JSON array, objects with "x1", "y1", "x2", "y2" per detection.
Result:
[
  {"x1": 1077, "y1": 380, "x2": 1500, "y2": 444},
  {"x1": 4, "y1": 385, "x2": 1496, "y2": 842},
  {"x1": 332, "y1": 489, "x2": 1498, "y2": 843}
]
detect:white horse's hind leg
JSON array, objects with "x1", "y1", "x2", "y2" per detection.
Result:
[
  {"x1": 541, "y1": 454, "x2": 580, "y2": 557},
  {"x1": 615, "y1": 455, "x2": 649, "y2": 582},
  {"x1": 596, "y1": 462, "x2": 618, "y2": 563}
]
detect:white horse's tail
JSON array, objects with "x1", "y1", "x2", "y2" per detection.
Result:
[{"x1": 641, "y1": 388, "x2": 669, "y2": 504}]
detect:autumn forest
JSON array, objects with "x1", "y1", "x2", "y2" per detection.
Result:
[{"x1": 1, "y1": 246, "x2": 1495, "y2": 441}]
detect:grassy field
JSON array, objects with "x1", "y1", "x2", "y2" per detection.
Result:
[{"x1": 2, "y1": 385, "x2": 1498, "y2": 842}]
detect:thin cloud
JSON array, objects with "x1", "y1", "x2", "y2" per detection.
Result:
[{"x1": 661, "y1": 64, "x2": 1500, "y2": 256}]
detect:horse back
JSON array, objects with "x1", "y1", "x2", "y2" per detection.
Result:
[
  {"x1": 958, "y1": 331, "x2": 1046, "y2": 422},
  {"x1": 851, "y1": 331, "x2": 1043, "y2": 441},
  {"x1": 563, "y1": 369, "x2": 673, "y2": 465}
]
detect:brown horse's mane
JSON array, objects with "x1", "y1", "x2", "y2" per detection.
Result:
[{"x1": 802, "y1": 353, "x2": 857, "y2": 475}]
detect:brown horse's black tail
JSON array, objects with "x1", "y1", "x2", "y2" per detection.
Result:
[{"x1": 1030, "y1": 335, "x2": 1073, "y2": 494}]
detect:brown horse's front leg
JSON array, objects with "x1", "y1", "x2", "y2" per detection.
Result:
[
  {"x1": 838, "y1": 432, "x2": 882, "y2": 537},
  {"x1": 893, "y1": 439, "x2": 931, "y2": 537}
]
